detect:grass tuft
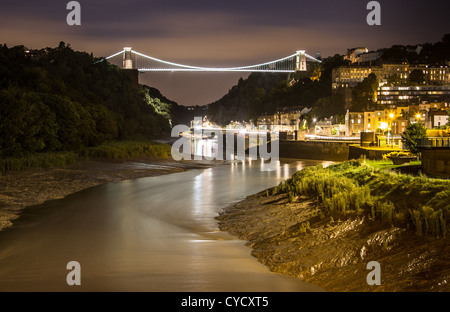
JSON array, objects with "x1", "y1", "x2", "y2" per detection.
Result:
[
  {"x1": 272, "y1": 159, "x2": 450, "y2": 238},
  {"x1": 0, "y1": 140, "x2": 172, "y2": 175}
]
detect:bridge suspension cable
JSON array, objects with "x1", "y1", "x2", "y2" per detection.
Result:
[{"x1": 97, "y1": 48, "x2": 321, "y2": 72}]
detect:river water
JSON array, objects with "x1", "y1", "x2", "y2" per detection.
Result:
[{"x1": 0, "y1": 158, "x2": 331, "y2": 292}]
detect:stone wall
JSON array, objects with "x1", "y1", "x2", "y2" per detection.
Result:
[
  {"x1": 421, "y1": 148, "x2": 450, "y2": 177},
  {"x1": 348, "y1": 145, "x2": 403, "y2": 160},
  {"x1": 279, "y1": 141, "x2": 351, "y2": 161}
]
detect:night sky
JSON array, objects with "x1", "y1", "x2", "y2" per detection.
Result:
[{"x1": 1, "y1": 0, "x2": 449, "y2": 106}]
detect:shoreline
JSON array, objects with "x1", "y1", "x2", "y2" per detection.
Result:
[
  {"x1": 3, "y1": 155, "x2": 449, "y2": 292},
  {"x1": 216, "y1": 189, "x2": 450, "y2": 292},
  {"x1": 0, "y1": 157, "x2": 219, "y2": 232}
]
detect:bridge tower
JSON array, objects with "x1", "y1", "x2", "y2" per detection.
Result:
[
  {"x1": 123, "y1": 47, "x2": 133, "y2": 69},
  {"x1": 296, "y1": 50, "x2": 306, "y2": 71},
  {"x1": 122, "y1": 47, "x2": 139, "y2": 88}
]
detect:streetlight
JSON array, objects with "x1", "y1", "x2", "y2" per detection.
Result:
[
  {"x1": 388, "y1": 113, "x2": 395, "y2": 147},
  {"x1": 379, "y1": 122, "x2": 388, "y2": 147},
  {"x1": 387, "y1": 127, "x2": 392, "y2": 148}
]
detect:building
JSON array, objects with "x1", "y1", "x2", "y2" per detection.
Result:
[
  {"x1": 372, "y1": 62, "x2": 411, "y2": 83},
  {"x1": 346, "y1": 104, "x2": 448, "y2": 137},
  {"x1": 429, "y1": 102, "x2": 450, "y2": 110},
  {"x1": 257, "y1": 115, "x2": 274, "y2": 130},
  {"x1": 332, "y1": 66, "x2": 373, "y2": 89},
  {"x1": 345, "y1": 111, "x2": 365, "y2": 136},
  {"x1": 423, "y1": 66, "x2": 450, "y2": 84},
  {"x1": 347, "y1": 109, "x2": 404, "y2": 136},
  {"x1": 395, "y1": 116, "x2": 409, "y2": 134},
  {"x1": 377, "y1": 85, "x2": 450, "y2": 107},
  {"x1": 355, "y1": 51, "x2": 383, "y2": 64},
  {"x1": 273, "y1": 111, "x2": 302, "y2": 132},
  {"x1": 314, "y1": 122, "x2": 346, "y2": 136},
  {"x1": 344, "y1": 47, "x2": 369, "y2": 63},
  {"x1": 332, "y1": 63, "x2": 450, "y2": 91},
  {"x1": 257, "y1": 107, "x2": 308, "y2": 132},
  {"x1": 364, "y1": 110, "x2": 386, "y2": 132},
  {"x1": 431, "y1": 110, "x2": 449, "y2": 128}
]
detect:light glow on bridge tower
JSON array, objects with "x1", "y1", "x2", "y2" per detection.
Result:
[
  {"x1": 123, "y1": 47, "x2": 133, "y2": 69},
  {"x1": 296, "y1": 50, "x2": 306, "y2": 71}
]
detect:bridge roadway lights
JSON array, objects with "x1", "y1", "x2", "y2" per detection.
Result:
[{"x1": 102, "y1": 48, "x2": 316, "y2": 72}]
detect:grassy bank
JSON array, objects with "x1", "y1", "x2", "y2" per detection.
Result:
[
  {"x1": 79, "y1": 140, "x2": 172, "y2": 160},
  {"x1": 0, "y1": 140, "x2": 172, "y2": 175},
  {"x1": 271, "y1": 159, "x2": 450, "y2": 238},
  {"x1": 0, "y1": 152, "x2": 79, "y2": 175}
]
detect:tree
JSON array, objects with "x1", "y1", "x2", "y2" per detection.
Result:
[
  {"x1": 401, "y1": 122, "x2": 427, "y2": 155},
  {"x1": 0, "y1": 43, "x2": 178, "y2": 157},
  {"x1": 409, "y1": 69, "x2": 424, "y2": 85},
  {"x1": 352, "y1": 73, "x2": 378, "y2": 111},
  {"x1": 387, "y1": 73, "x2": 401, "y2": 86},
  {"x1": 309, "y1": 94, "x2": 345, "y2": 121}
]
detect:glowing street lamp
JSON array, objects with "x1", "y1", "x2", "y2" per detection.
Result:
[
  {"x1": 379, "y1": 122, "x2": 388, "y2": 147},
  {"x1": 388, "y1": 113, "x2": 395, "y2": 147}
]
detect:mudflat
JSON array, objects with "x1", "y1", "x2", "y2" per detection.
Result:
[
  {"x1": 217, "y1": 191, "x2": 450, "y2": 292},
  {"x1": 0, "y1": 158, "x2": 215, "y2": 232}
]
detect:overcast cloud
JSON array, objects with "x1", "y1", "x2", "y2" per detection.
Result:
[{"x1": 0, "y1": 0, "x2": 448, "y2": 106}]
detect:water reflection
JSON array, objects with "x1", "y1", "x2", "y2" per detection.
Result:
[{"x1": 0, "y1": 159, "x2": 330, "y2": 291}]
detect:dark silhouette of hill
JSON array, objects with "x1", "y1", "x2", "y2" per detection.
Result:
[{"x1": 0, "y1": 42, "x2": 183, "y2": 157}]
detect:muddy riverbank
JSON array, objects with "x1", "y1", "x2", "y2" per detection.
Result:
[
  {"x1": 0, "y1": 157, "x2": 217, "y2": 232},
  {"x1": 216, "y1": 191, "x2": 450, "y2": 292}
]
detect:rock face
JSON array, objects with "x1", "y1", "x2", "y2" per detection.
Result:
[{"x1": 216, "y1": 192, "x2": 450, "y2": 292}]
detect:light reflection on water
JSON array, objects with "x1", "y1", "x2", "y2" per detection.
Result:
[{"x1": 0, "y1": 158, "x2": 331, "y2": 291}]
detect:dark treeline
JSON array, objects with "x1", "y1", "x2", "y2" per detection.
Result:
[
  {"x1": 381, "y1": 34, "x2": 450, "y2": 66},
  {"x1": 0, "y1": 42, "x2": 181, "y2": 157}
]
